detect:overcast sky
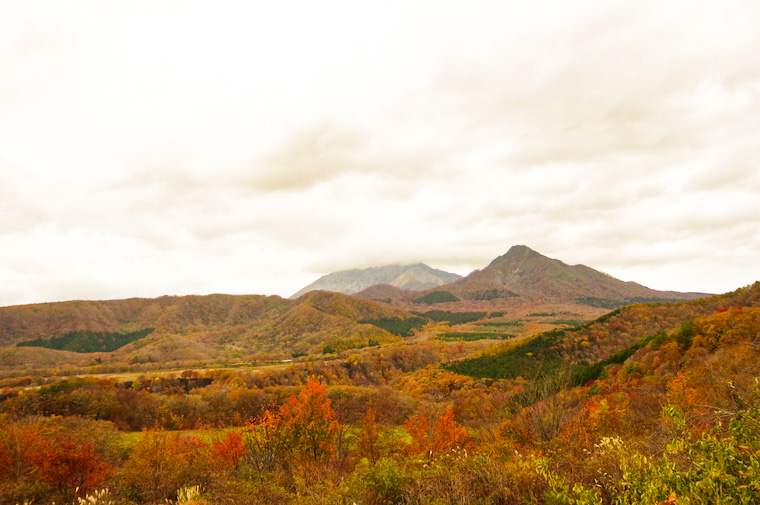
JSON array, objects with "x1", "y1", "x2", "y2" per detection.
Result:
[{"x1": 1, "y1": 0, "x2": 759, "y2": 307}]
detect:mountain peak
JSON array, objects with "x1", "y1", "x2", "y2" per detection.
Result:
[
  {"x1": 291, "y1": 263, "x2": 461, "y2": 298},
  {"x1": 492, "y1": 245, "x2": 544, "y2": 263},
  {"x1": 486, "y1": 245, "x2": 559, "y2": 274},
  {"x1": 449, "y1": 246, "x2": 706, "y2": 304}
]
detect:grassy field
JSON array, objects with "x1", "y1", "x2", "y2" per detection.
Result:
[{"x1": 74, "y1": 362, "x2": 292, "y2": 382}]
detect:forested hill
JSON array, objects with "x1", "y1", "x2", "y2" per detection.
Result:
[
  {"x1": 447, "y1": 281, "x2": 760, "y2": 380},
  {"x1": 0, "y1": 291, "x2": 423, "y2": 364}
]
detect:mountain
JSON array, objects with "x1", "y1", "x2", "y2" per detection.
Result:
[
  {"x1": 291, "y1": 263, "x2": 462, "y2": 298},
  {"x1": 354, "y1": 283, "x2": 410, "y2": 301},
  {"x1": 445, "y1": 245, "x2": 709, "y2": 305},
  {"x1": 0, "y1": 292, "x2": 422, "y2": 370}
]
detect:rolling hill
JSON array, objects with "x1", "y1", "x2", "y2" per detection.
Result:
[{"x1": 0, "y1": 291, "x2": 423, "y2": 372}]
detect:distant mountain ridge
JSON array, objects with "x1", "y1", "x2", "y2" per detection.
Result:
[
  {"x1": 445, "y1": 245, "x2": 709, "y2": 304},
  {"x1": 291, "y1": 263, "x2": 462, "y2": 299}
]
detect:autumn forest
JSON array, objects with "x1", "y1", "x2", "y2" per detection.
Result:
[{"x1": 1, "y1": 247, "x2": 759, "y2": 505}]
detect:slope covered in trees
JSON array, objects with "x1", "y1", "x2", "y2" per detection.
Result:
[
  {"x1": 0, "y1": 292, "x2": 425, "y2": 371},
  {"x1": 447, "y1": 282, "x2": 760, "y2": 381},
  {"x1": 1, "y1": 283, "x2": 758, "y2": 504}
]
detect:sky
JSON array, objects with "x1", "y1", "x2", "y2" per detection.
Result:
[{"x1": 1, "y1": 0, "x2": 759, "y2": 307}]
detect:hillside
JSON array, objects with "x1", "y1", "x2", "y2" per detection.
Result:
[
  {"x1": 0, "y1": 291, "x2": 422, "y2": 372},
  {"x1": 291, "y1": 263, "x2": 462, "y2": 298},
  {"x1": 2, "y1": 277, "x2": 758, "y2": 505},
  {"x1": 2, "y1": 282, "x2": 759, "y2": 505},
  {"x1": 447, "y1": 281, "x2": 760, "y2": 380},
  {"x1": 445, "y1": 245, "x2": 709, "y2": 305}
]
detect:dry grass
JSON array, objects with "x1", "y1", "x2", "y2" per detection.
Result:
[{"x1": 74, "y1": 362, "x2": 291, "y2": 382}]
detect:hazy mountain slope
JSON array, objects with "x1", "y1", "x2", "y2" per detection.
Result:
[
  {"x1": 447, "y1": 245, "x2": 708, "y2": 304},
  {"x1": 291, "y1": 264, "x2": 461, "y2": 298},
  {"x1": 354, "y1": 284, "x2": 409, "y2": 301}
]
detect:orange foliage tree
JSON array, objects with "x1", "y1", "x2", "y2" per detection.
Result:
[
  {"x1": 246, "y1": 377, "x2": 340, "y2": 469},
  {"x1": 357, "y1": 407, "x2": 382, "y2": 463},
  {"x1": 405, "y1": 407, "x2": 470, "y2": 458},
  {"x1": 211, "y1": 431, "x2": 245, "y2": 470},
  {"x1": 121, "y1": 431, "x2": 212, "y2": 502},
  {"x1": 279, "y1": 378, "x2": 340, "y2": 463}
]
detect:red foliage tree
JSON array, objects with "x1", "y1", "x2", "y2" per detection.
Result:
[
  {"x1": 211, "y1": 431, "x2": 245, "y2": 469},
  {"x1": 25, "y1": 437, "x2": 113, "y2": 497},
  {"x1": 431, "y1": 407, "x2": 471, "y2": 454},
  {"x1": 277, "y1": 377, "x2": 340, "y2": 463}
]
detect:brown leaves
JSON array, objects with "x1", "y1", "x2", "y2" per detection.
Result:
[{"x1": 121, "y1": 431, "x2": 213, "y2": 503}]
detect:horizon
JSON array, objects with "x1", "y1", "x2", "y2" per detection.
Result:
[{"x1": 2, "y1": 1, "x2": 759, "y2": 307}]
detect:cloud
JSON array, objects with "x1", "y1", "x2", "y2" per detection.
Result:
[
  {"x1": 428, "y1": 1, "x2": 760, "y2": 172},
  {"x1": 1, "y1": 1, "x2": 759, "y2": 305},
  {"x1": 248, "y1": 126, "x2": 375, "y2": 191}
]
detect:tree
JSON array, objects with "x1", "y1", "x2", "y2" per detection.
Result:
[
  {"x1": 405, "y1": 407, "x2": 470, "y2": 458},
  {"x1": 431, "y1": 407, "x2": 470, "y2": 455},
  {"x1": 211, "y1": 431, "x2": 245, "y2": 470},
  {"x1": 278, "y1": 377, "x2": 340, "y2": 463},
  {"x1": 121, "y1": 431, "x2": 211, "y2": 502},
  {"x1": 246, "y1": 377, "x2": 340, "y2": 468},
  {"x1": 357, "y1": 408, "x2": 382, "y2": 463},
  {"x1": 25, "y1": 437, "x2": 113, "y2": 498}
]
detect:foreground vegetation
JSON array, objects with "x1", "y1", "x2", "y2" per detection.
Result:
[{"x1": 1, "y1": 283, "x2": 759, "y2": 504}]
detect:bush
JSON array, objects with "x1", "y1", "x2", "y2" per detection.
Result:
[
  {"x1": 538, "y1": 405, "x2": 760, "y2": 505},
  {"x1": 355, "y1": 459, "x2": 412, "y2": 505}
]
